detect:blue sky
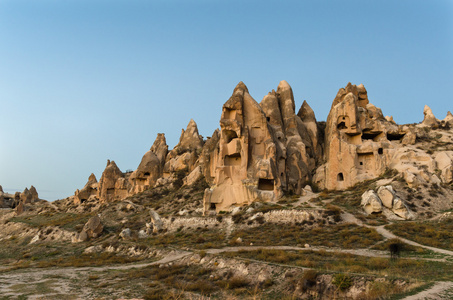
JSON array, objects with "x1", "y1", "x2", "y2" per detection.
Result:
[{"x1": 1, "y1": 0, "x2": 452, "y2": 200}]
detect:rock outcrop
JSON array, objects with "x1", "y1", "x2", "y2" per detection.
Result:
[
  {"x1": 362, "y1": 185, "x2": 412, "y2": 219},
  {"x1": 68, "y1": 80, "x2": 452, "y2": 217},
  {"x1": 74, "y1": 173, "x2": 98, "y2": 205},
  {"x1": 74, "y1": 215, "x2": 104, "y2": 242},
  {"x1": 314, "y1": 83, "x2": 415, "y2": 190},
  {"x1": 163, "y1": 119, "x2": 204, "y2": 176},
  {"x1": 129, "y1": 133, "x2": 168, "y2": 194},
  {"x1": 361, "y1": 190, "x2": 383, "y2": 214},
  {"x1": 98, "y1": 160, "x2": 129, "y2": 203},
  {"x1": 421, "y1": 105, "x2": 439, "y2": 127},
  {"x1": 202, "y1": 81, "x2": 318, "y2": 212}
]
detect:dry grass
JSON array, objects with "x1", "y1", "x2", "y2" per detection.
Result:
[
  {"x1": 8, "y1": 212, "x2": 93, "y2": 231},
  {"x1": 230, "y1": 223, "x2": 382, "y2": 248},
  {"x1": 385, "y1": 219, "x2": 453, "y2": 251},
  {"x1": 223, "y1": 249, "x2": 453, "y2": 281}
]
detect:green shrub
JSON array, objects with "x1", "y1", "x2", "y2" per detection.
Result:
[{"x1": 332, "y1": 273, "x2": 352, "y2": 291}]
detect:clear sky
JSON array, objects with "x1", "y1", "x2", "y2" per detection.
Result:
[{"x1": 1, "y1": 0, "x2": 452, "y2": 201}]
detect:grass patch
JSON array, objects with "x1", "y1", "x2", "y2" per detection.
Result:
[
  {"x1": 125, "y1": 263, "x2": 255, "y2": 298},
  {"x1": 385, "y1": 219, "x2": 453, "y2": 251},
  {"x1": 8, "y1": 213, "x2": 93, "y2": 231},
  {"x1": 230, "y1": 223, "x2": 383, "y2": 248},
  {"x1": 144, "y1": 228, "x2": 226, "y2": 249},
  {"x1": 223, "y1": 249, "x2": 453, "y2": 281}
]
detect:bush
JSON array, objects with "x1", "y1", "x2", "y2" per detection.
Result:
[
  {"x1": 332, "y1": 273, "x2": 352, "y2": 291},
  {"x1": 227, "y1": 276, "x2": 250, "y2": 289},
  {"x1": 300, "y1": 269, "x2": 317, "y2": 290}
]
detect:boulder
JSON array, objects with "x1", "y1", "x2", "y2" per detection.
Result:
[
  {"x1": 377, "y1": 185, "x2": 395, "y2": 208},
  {"x1": 150, "y1": 209, "x2": 163, "y2": 233},
  {"x1": 82, "y1": 215, "x2": 104, "y2": 238},
  {"x1": 392, "y1": 198, "x2": 412, "y2": 219},
  {"x1": 120, "y1": 228, "x2": 132, "y2": 239},
  {"x1": 361, "y1": 190, "x2": 382, "y2": 214},
  {"x1": 73, "y1": 230, "x2": 88, "y2": 243}
]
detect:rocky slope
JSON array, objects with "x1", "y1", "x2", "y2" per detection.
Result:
[{"x1": 1, "y1": 81, "x2": 452, "y2": 299}]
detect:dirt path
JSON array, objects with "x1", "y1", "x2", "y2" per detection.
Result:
[
  {"x1": 402, "y1": 281, "x2": 453, "y2": 300},
  {"x1": 340, "y1": 211, "x2": 453, "y2": 257},
  {"x1": 0, "y1": 250, "x2": 192, "y2": 299},
  {"x1": 375, "y1": 226, "x2": 453, "y2": 256}
]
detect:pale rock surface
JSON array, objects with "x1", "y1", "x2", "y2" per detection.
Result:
[
  {"x1": 129, "y1": 133, "x2": 168, "y2": 194},
  {"x1": 81, "y1": 215, "x2": 103, "y2": 240},
  {"x1": 183, "y1": 165, "x2": 203, "y2": 186},
  {"x1": 316, "y1": 82, "x2": 415, "y2": 190},
  {"x1": 163, "y1": 119, "x2": 204, "y2": 176},
  {"x1": 442, "y1": 111, "x2": 453, "y2": 127},
  {"x1": 377, "y1": 185, "x2": 395, "y2": 209},
  {"x1": 74, "y1": 173, "x2": 98, "y2": 205},
  {"x1": 20, "y1": 188, "x2": 32, "y2": 204},
  {"x1": 361, "y1": 190, "x2": 382, "y2": 214},
  {"x1": 197, "y1": 129, "x2": 220, "y2": 185},
  {"x1": 150, "y1": 209, "x2": 163, "y2": 233},
  {"x1": 421, "y1": 105, "x2": 440, "y2": 127},
  {"x1": 434, "y1": 151, "x2": 453, "y2": 183},
  {"x1": 120, "y1": 228, "x2": 132, "y2": 239},
  {"x1": 392, "y1": 198, "x2": 412, "y2": 219},
  {"x1": 98, "y1": 160, "x2": 128, "y2": 203},
  {"x1": 203, "y1": 81, "x2": 317, "y2": 212}
]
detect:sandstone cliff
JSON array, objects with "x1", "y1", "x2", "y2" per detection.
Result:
[{"x1": 68, "y1": 81, "x2": 453, "y2": 214}]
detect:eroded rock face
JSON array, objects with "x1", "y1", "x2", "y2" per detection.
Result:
[
  {"x1": 434, "y1": 151, "x2": 453, "y2": 184},
  {"x1": 377, "y1": 185, "x2": 395, "y2": 208},
  {"x1": 150, "y1": 209, "x2": 163, "y2": 233},
  {"x1": 203, "y1": 81, "x2": 318, "y2": 212},
  {"x1": 422, "y1": 105, "x2": 440, "y2": 127},
  {"x1": 74, "y1": 173, "x2": 98, "y2": 205},
  {"x1": 362, "y1": 186, "x2": 412, "y2": 219},
  {"x1": 74, "y1": 215, "x2": 104, "y2": 242},
  {"x1": 129, "y1": 133, "x2": 168, "y2": 194},
  {"x1": 361, "y1": 190, "x2": 382, "y2": 214},
  {"x1": 98, "y1": 160, "x2": 129, "y2": 203},
  {"x1": 315, "y1": 83, "x2": 415, "y2": 190},
  {"x1": 163, "y1": 119, "x2": 204, "y2": 176}
]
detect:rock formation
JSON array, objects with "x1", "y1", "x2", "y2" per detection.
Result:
[
  {"x1": 74, "y1": 173, "x2": 98, "y2": 205},
  {"x1": 202, "y1": 81, "x2": 318, "y2": 212},
  {"x1": 421, "y1": 105, "x2": 439, "y2": 127},
  {"x1": 98, "y1": 160, "x2": 129, "y2": 203},
  {"x1": 74, "y1": 215, "x2": 104, "y2": 242},
  {"x1": 68, "y1": 80, "x2": 452, "y2": 216},
  {"x1": 163, "y1": 119, "x2": 204, "y2": 176},
  {"x1": 362, "y1": 185, "x2": 413, "y2": 219},
  {"x1": 129, "y1": 133, "x2": 168, "y2": 194},
  {"x1": 20, "y1": 186, "x2": 39, "y2": 204},
  {"x1": 314, "y1": 83, "x2": 415, "y2": 190}
]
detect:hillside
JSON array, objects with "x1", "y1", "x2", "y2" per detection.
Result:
[{"x1": 0, "y1": 81, "x2": 452, "y2": 299}]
